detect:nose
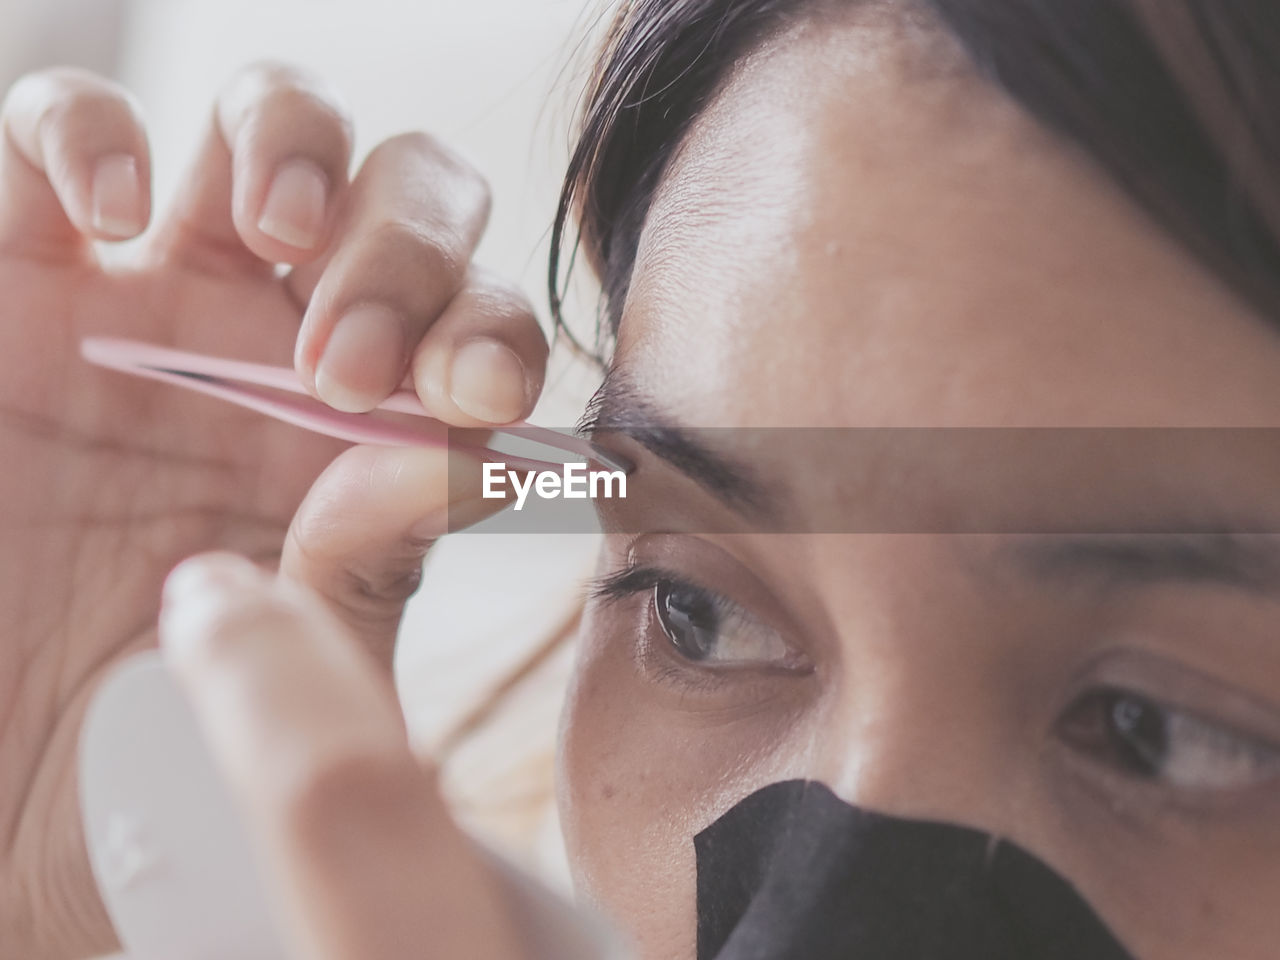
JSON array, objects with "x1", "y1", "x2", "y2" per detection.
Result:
[
  {"x1": 808, "y1": 629, "x2": 1032, "y2": 835},
  {"x1": 693, "y1": 779, "x2": 1138, "y2": 960}
]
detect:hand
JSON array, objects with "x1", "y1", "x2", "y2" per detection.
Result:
[
  {"x1": 0, "y1": 64, "x2": 547, "y2": 960},
  {"x1": 155, "y1": 552, "x2": 534, "y2": 960}
]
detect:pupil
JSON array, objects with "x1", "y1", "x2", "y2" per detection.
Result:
[
  {"x1": 1107, "y1": 692, "x2": 1169, "y2": 777},
  {"x1": 655, "y1": 581, "x2": 720, "y2": 661}
]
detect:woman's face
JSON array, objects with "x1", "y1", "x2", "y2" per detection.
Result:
[{"x1": 557, "y1": 12, "x2": 1280, "y2": 960}]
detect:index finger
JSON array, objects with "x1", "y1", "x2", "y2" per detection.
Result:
[
  {"x1": 158, "y1": 553, "x2": 528, "y2": 960},
  {"x1": 287, "y1": 132, "x2": 492, "y2": 412}
]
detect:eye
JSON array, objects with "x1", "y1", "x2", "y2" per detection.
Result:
[
  {"x1": 1058, "y1": 689, "x2": 1280, "y2": 793},
  {"x1": 652, "y1": 579, "x2": 794, "y2": 668}
]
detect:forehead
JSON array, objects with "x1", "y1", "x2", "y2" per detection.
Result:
[{"x1": 614, "y1": 10, "x2": 1280, "y2": 428}]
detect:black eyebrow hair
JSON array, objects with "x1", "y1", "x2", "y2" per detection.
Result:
[
  {"x1": 1012, "y1": 533, "x2": 1280, "y2": 596},
  {"x1": 577, "y1": 368, "x2": 777, "y2": 518}
]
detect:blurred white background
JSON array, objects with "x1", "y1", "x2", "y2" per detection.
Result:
[
  {"x1": 120, "y1": 0, "x2": 602, "y2": 316},
  {"x1": 4, "y1": 0, "x2": 613, "y2": 882}
]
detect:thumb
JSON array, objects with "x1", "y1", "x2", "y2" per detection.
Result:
[{"x1": 279, "y1": 444, "x2": 502, "y2": 669}]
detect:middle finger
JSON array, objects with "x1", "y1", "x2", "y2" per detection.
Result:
[
  {"x1": 152, "y1": 61, "x2": 354, "y2": 274},
  {"x1": 288, "y1": 132, "x2": 492, "y2": 413}
]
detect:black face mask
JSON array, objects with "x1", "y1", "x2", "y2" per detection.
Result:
[{"x1": 695, "y1": 781, "x2": 1137, "y2": 960}]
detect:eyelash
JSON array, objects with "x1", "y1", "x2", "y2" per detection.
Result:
[
  {"x1": 588, "y1": 563, "x2": 804, "y2": 695},
  {"x1": 589, "y1": 563, "x2": 671, "y2": 605},
  {"x1": 1056, "y1": 687, "x2": 1280, "y2": 809},
  {"x1": 590, "y1": 564, "x2": 716, "y2": 691}
]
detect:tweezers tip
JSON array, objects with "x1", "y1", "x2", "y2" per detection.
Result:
[{"x1": 590, "y1": 443, "x2": 635, "y2": 475}]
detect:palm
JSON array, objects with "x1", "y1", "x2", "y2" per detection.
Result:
[{"x1": 0, "y1": 249, "x2": 346, "y2": 956}]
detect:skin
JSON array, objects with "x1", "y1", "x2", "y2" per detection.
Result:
[
  {"x1": 7, "y1": 7, "x2": 1280, "y2": 960},
  {"x1": 0, "y1": 63, "x2": 545, "y2": 960},
  {"x1": 559, "y1": 10, "x2": 1280, "y2": 960}
]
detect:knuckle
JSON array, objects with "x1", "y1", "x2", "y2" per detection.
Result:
[
  {"x1": 326, "y1": 553, "x2": 426, "y2": 640},
  {"x1": 287, "y1": 497, "x2": 343, "y2": 561},
  {"x1": 2, "y1": 70, "x2": 49, "y2": 118},
  {"x1": 457, "y1": 272, "x2": 548, "y2": 360},
  {"x1": 42, "y1": 93, "x2": 134, "y2": 140},
  {"x1": 229, "y1": 59, "x2": 318, "y2": 102},
  {"x1": 285, "y1": 521, "x2": 427, "y2": 629},
  {"x1": 370, "y1": 130, "x2": 491, "y2": 211},
  {"x1": 362, "y1": 217, "x2": 466, "y2": 279},
  {"x1": 265, "y1": 85, "x2": 351, "y2": 140},
  {"x1": 5, "y1": 67, "x2": 90, "y2": 105},
  {"x1": 223, "y1": 60, "x2": 353, "y2": 146},
  {"x1": 468, "y1": 272, "x2": 538, "y2": 322},
  {"x1": 6, "y1": 68, "x2": 141, "y2": 138},
  {"x1": 235, "y1": 58, "x2": 310, "y2": 89},
  {"x1": 338, "y1": 552, "x2": 426, "y2": 611}
]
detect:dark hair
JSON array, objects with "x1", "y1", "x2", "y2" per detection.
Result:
[{"x1": 549, "y1": 0, "x2": 1280, "y2": 361}]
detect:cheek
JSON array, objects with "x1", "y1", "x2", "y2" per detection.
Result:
[
  {"x1": 556, "y1": 609, "x2": 820, "y2": 957},
  {"x1": 557, "y1": 623, "x2": 699, "y2": 958}
]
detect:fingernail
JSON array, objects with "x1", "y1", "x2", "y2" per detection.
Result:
[
  {"x1": 258, "y1": 158, "x2": 328, "y2": 249},
  {"x1": 448, "y1": 338, "x2": 529, "y2": 424},
  {"x1": 315, "y1": 303, "x2": 406, "y2": 412},
  {"x1": 92, "y1": 154, "x2": 144, "y2": 238}
]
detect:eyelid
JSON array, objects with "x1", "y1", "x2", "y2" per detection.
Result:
[
  {"x1": 590, "y1": 561, "x2": 770, "y2": 634},
  {"x1": 586, "y1": 550, "x2": 813, "y2": 677},
  {"x1": 590, "y1": 557, "x2": 791, "y2": 642},
  {"x1": 1063, "y1": 646, "x2": 1280, "y2": 747},
  {"x1": 1055, "y1": 701, "x2": 1280, "y2": 826},
  {"x1": 621, "y1": 532, "x2": 817, "y2": 644}
]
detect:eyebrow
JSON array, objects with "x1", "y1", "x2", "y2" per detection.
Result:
[
  {"x1": 578, "y1": 368, "x2": 779, "y2": 519},
  {"x1": 575, "y1": 389, "x2": 1280, "y2": 553},
  {"x1": 1012, "y1": 534, "x2": 1280, "y2": 597}
]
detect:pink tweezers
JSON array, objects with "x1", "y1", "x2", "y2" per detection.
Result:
[{"x1": 80, "y1": 337, "x2": 629, "y2": 474}]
